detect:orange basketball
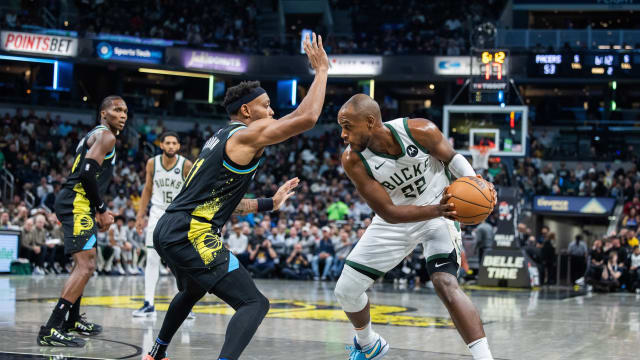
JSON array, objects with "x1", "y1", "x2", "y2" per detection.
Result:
[{"x1": 445, "y1": 176, "x2": 494, "y2": 225}]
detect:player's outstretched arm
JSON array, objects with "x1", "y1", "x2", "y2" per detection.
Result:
[
  {"x1": 232, "y1": 178, "x2": 299, "y2": 215},
  {"x1": 135, "y1": 158, "x2": 155, "y2": 235},
  {"x1": 235, "y1": 33, "x2": 329, "y2": 149},
  {"x1": 342, "y1": 148, "x2": 455, "y2": 224}
]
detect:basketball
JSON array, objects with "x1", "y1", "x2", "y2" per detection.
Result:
[{"x1": 446, "y1": 176, "x2": 494, "y2": 225}]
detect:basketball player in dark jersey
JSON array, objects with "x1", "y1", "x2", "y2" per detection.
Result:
[
  {"x1": 38, "y1": 96, "x2": 126, "y2": 347},
  {"x1": 143, "y1": 33, "x2": 328, "y2": 360}
]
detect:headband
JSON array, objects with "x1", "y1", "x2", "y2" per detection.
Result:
[{"x1": 225, "y1": 87, "x2": 266, "y2": 115}]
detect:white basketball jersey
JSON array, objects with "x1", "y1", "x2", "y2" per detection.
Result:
[
  {"x1": 355, "y1": 117, "x2": 451, "y2": 207},
  {"x1": 150, "y1": 155, "x2": 186, "y2": 211}
]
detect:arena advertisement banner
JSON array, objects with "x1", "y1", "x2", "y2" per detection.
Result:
[
  {"x1": 477, "y1": 249, "x2": 539, "y2": 288},
  {"x1": 180, "y1": 49, "x2": 248, "y2": 74},
  {"x1": 310, "y1": 55, "x2": 383, "y2": 76},
  {"x1": 434, "y1": 56, "x2": 472, "y2": 76},
  {"x1": 494, "y1": 187, "x2": 519, "y2": 249},
  {"x1": 95, "y1": 41, "x2": 163, "y2": 64},
  {"x1": 533, "y1": 196, "x2": 615, "y2": 215},
  {"x1": 0, "y1": 231, "x2": 19, "y2": 273},
  {"x1": 1, "y1": 30, "x2": 77, "y2": 57}
]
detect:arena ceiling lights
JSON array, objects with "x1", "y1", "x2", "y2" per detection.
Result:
[{"x1": 138, "y1": 68, "x2": 215, "y2": 103}]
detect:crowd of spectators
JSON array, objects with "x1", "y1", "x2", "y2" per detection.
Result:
[{"x1": 2, "y1": 0, "x2": 506, "y2": 56}]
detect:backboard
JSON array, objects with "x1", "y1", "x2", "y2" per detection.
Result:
[{"x1": 443, "y1": 105, "x2": 528, "y2": 157}]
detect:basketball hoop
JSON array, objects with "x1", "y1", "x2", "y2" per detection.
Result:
[{"x1": 470, "y1": 144, "x2": 495, "y2": 171}]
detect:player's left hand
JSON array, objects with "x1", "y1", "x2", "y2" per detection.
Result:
[
  {"x1": 272, "y1": 177, "x2": 300, "y2": 211},
  {"x1": 97, "y1": 210, "x2": 114, "y2": 232},
  {"x1": 476, "y1": 174, "x2": 498, "y2": 208}
]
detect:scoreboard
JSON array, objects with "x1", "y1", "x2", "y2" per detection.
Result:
[
  {"x1": 470, "y1": 50, "x2": 509, "y2": 104},
  {"x1": 529, "y1": 52, "x2": 638, "y2": 77}
]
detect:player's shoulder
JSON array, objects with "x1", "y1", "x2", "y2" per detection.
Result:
[
  {"x1": 405, "y1": 117, "x2": 438, "y2": 132},
  {"x1": 341, "y1": 146, "x2": 361, "y2": 169}
]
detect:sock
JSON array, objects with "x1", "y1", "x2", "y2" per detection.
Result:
[
  {"x1": 68, "y1": 296, "x2": 82, "y2": 323},
  {"x1": 45, "y1": 298, "x2": 72, "y2": 329},
  {"x1": 355, "y1": 322, "x2": 376, "y2": 348},
  {"x1": 468, "y1": 337, "x2": 493, "y2": 360},
  {"x1": 145, "y1": 249, "x2": 161, "y2": 306},
  {"x1": 149, "y1": 338, "x2": 168, "y2": 359}
]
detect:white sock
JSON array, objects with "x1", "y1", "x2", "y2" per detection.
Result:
[
  {"x1": 355, "y1": 322, "x2": 377, "y2": 348},
  {"x1": 468, "y1": 337, "x2": 493, "y2": 360},
  {"x1": 145, "y1": 249, "x2": 161, "y2": 306}
]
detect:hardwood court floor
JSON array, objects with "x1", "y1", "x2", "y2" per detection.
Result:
[{"x1": 0, "y1": 275, "x2": 638, "y2": 359}]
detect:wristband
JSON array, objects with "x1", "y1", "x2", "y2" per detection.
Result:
[
  {"x1": 96, "y1": 201, "x2": 107, "y2": 214},
  {"x1": 257, "y1": 198, "x2": 274, "y2": 212}
]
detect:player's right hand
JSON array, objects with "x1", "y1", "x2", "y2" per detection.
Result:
[
  {"x1": 135, "y1": 216, "x2": 145, "y2": 235},
  {"x1": 438, "y1": 190, "x2": 457, "y2": 221},
  {"x1": 303, "y1": 32, "x2": 329, "y2": 72},
  {"x1": 96, "y1": 210, "x2": 114, "y2": 232}
]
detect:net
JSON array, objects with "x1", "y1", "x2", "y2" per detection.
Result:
[{"x1": 470, "y1": 145, "x2": 495, "y2": 171}]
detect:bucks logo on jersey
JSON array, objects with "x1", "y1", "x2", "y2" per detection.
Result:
[
  {"x1": 151, "y1": 155, "x2": 186, "y2": 209},
  {"x1": 356, "y1": 118, "x2": 450, "y2": 206}
]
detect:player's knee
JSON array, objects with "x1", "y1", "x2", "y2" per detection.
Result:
[
  {"x1": 432, "y1": 272, "x2": 459, "y2": 305},
  {"x1": 334, "y1": 273, "x2": 368, "y2": 312},
  {"x1": 256, "y1": 293, "x2": 270, "y2": 318}
]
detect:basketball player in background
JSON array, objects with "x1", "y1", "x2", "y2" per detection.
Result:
[
  {"x1": 143, "y1": 33, "x2": 328, "y2": 360},
  {"x1": 335, "y1": 94, "x2": 497, "y2": 360},
  {"x1": 38, "y1": 96, "x2": 126, "y2": 347},
  {"x1": 133, "y1": 132, "x2": 193, "y2": 318}
]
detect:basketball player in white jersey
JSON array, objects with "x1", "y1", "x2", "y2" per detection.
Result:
[
  {"x1": 335, "y1": 94, "x2": 496, "y2": 360},
  {"x1": 133, "y1": 132, "x2": 193, "y2": 317}
]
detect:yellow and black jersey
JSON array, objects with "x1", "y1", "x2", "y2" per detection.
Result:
[
  {"x1": 166, "y1": 121, "x2": 263, "y2": 234},
  {"x1": 64, "y1": 125, "x2": 116, "y2": 196}
]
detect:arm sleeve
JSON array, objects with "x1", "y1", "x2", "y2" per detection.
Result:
[
  {"x1": 448, "y1": 153, "x2": 476, "y2": 179},
  {"x1": 79, "y1": 158, "x2": 107, "y2": 213}
]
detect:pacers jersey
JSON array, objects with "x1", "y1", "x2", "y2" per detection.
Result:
[
  {"x1": 354, "y1": 117, "x2": 450, "y2": 208},
  {"x1": 150, "y1": 154, "x2": 186, "y2": 212},
  {"x1": 166, "y1": 121, "x2": 263, "y2": 233},
  {"x1": 64, "y1": 125, "x2": 116, "y2": 197}
]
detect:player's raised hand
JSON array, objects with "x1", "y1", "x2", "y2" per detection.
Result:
[
  {"x1": 303, "y1": 32, "x2": 329, "y2": 72},
  {"x1": 272, "y1": 177, "x2": 300, "y2": 210}
]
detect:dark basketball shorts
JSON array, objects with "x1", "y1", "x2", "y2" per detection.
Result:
[
  {"x1": 55, "y1": 188, "x2": 98, "y2": 256},
  {"x1": 153, "y1": 211, "x2": 236, "y2": 292}
]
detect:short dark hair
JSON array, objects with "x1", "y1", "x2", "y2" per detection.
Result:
[
  {"x1": 160, "y1": 131, "x2": 179, "y2": 142},
  {"x1": 98, "y1": 95, "x2": 123, "y2": 121},
  {"x1": 223, "y1": 81, "x2": 261, "y2": 114}
]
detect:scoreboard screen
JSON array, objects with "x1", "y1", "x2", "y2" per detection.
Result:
[
  {"x1": 470, "y1": 50, "x2": 509, "y2": 104},
  {"x1": 529, "y1": 52, "x2": 638, "y2": 77}
]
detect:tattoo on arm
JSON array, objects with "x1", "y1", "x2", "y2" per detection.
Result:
[{"x1": 232, "y1": 199, "x2": 258, "y2": 215}]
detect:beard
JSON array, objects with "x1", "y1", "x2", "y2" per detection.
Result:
[{"x1": 164, "y1": 152, "x2": 176, "y2": 158}]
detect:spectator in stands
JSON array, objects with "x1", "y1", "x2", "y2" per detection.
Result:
[
  {"x1": 36, "y1": 177, "x2": 53, "y2": 207},
  {"x1": 624, "y1": 196, "x2": 640, "y2": 216},
  {"x1": 600, "y1": 251, "x2": 623, "y2": 292},
  {"x1": 247, "y1": 235, "x2": 277, "y2": 279},
  {"x1": 541, "y1": 232, "x2": 557, "y2": 285},
  {"x1": 1, "y1": 211, "x2": 19, "y2": 230},
  {"x1": 622, "y1": 207, "x2": 640, "y2": 230},
  {"x1": 281, "y1": 243, "x2": 314, "y2": 280},
  {"x1": 227, "y1": 223, "x2": 249, "y2": 265},
  {"x1": 629, "y1": 246, "x2": 640, "y2": 292},
  {"x1": 20, "y1": 218, "x2": 49, "y2": 274},
  {"x1": 331, "y1": 229, "x2": 353, "y2": 278},
  {"x1": 567, "y1": 234, "x2": 588, "y2": 283},
  {"x1": 312, "y1": 227, "x2": 335, "y2": 280},
  {"x1": 586, "y1": 239, "x2": 605, "y2": 286},
  {"x1": 475, "y1": 220, "x2": 494, "y2": 264},
  {"x1": 126, "y1": 217, "x2": 145, "y2": 271},
  {"x1": 108, "y1": 216, "x2": 132, "y2": 275},
  {"x1": 327, "y1": 197, "x2": 349, "y2": 221}
]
